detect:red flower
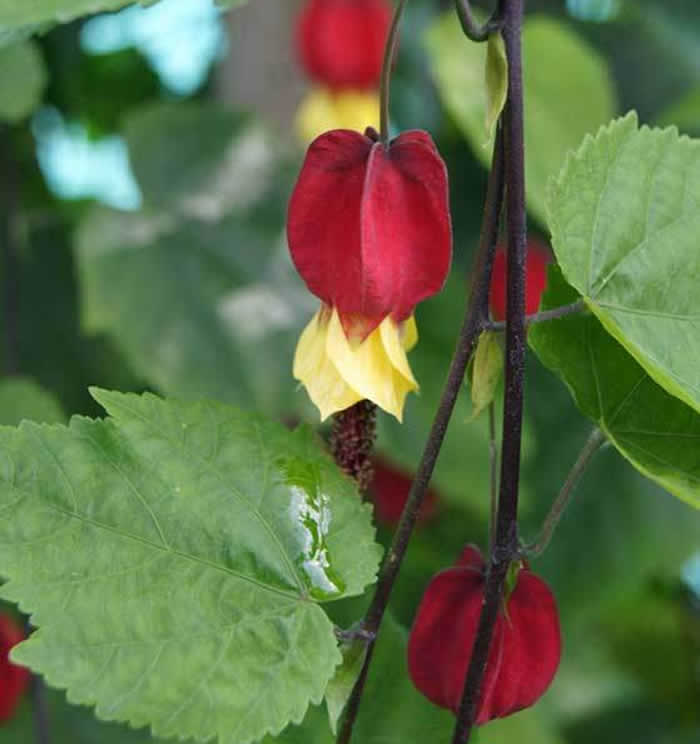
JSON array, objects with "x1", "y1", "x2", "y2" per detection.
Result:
[
  {"x1": 370, "y1": 457, "x2": 438, "y2": 526},
  {"x1": 407, "y1": 545, "x2": 561, "y2": 725},
  {"x1": 0, "y1": 614, "x2": 30, "y2": 722},
  {"x1": 288, "y1": 128, "x2": 451, "y2": 340},
  {"x1": 296, "y1": 0, "x2": 392, "y2": 90},
  {"x1": 489, "y1": 238, "x2": 551, "y2": 322}
]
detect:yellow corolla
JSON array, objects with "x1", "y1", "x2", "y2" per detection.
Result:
[
  {"x1": 295, "y1": 87, "x2": 380, "y2": 145},
  {"x1": 293, "y1": 306, "x2": 419, "y2": 421}
]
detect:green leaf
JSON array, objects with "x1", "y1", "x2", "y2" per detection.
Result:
[
  {"x1": 484, "y1": 32, "x2": 507, "y2": 141},
  {"x1": 0, "y1": 40, "x2": 46, "y2": 122},
  {"x1": 0, "y1": 390, "x2": 381, "y2": 744},
  {"x1": 425, "y1": 13, "x2": 616, "y2": 224},
  {"x1": 264, "y1": 614, "x2": 454, "y2": 743},
  {"x1": 323, "y1": 637, "x2": 367, "y2": 735},
  {"x1": 0, "y1": 378, "x2": 64, "y2": 425},
  {"x1": 547, "y1": 112, "x2": 700, "y2": 415},
  {"x1": 468, "y1": 331, "x2": 503, "y2": 421},
  {"x1": 656, "y1": 87, "x2": 700, "y2": 136},
  {"x1": 76, "y1": 102, "x2": 313, "y2": 417},
  {"x1": 529, "y1": 267, "x2": 700, "y2": 509}
]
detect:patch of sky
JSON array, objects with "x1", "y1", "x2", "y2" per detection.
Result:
[
  {"x1": 80, "y1": 0, "x2": 227, "y2": 96},
  {"x1": 32, "y1": 106, "x2": 142, "y2": 210},
  {"x1": 566, "y1": 0, "x2": 621, "y2": 22}
]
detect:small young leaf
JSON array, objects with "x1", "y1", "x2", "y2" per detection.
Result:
[
  {"x1": 530, "y1": 267, "x2": 700, "y2": 509},
  {"x1": 484, "y1": 32, "x2": 508, "y2": 141},
  {"x1": 547, "y1": 112, "x2": 700, "y2": 415},
  {"x1": 324, "y1": 637, "x2": 367, "y2": 735},
  {"x1": 0, "y1": 391, "x2": 381, "y2": 744},
  {"x1": 469, "y1": 331, "x2": 503, "y2": 421}
]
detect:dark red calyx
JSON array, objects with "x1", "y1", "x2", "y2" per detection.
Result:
[
  {"x1": 0, "y1": 613, "x2": 30, "y2": 722},
  {"x1": 369, "y1": 457, "x2": 438, "y2": 527},
  {"x1": 489, "y1": 237, "x2": 551, "y2": 322},
  {"x1": 287, "y1": 128, "x2": 452, "y2": 339},
  {"x1": 295, "y1": 0, "x2": 392, "y2": 90},
  {"x1": 407, "y1": 545, "x2": 561, "y2": 725}
]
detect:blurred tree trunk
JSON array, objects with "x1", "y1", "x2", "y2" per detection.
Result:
[{"x1": 216, "y1": 0, "x2": 307, "y2": 133}]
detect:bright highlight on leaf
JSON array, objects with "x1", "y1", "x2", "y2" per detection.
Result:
[
  {"x1": 294, "y1": 306, "x2": 419, "y2": 421},
  {"x1": 0, "y1": 390, "x2": 381, "y2": 744},
  {"x1": 547, "y1": 112, "x2": 700, "y2": 416}
]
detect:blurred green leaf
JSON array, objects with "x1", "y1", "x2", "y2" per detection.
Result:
[
  {"x1": 530, "y1": 267, "x2": 700, "y2": 508},
  {"x1": 425, "y1": 13, "x2": 616, "y2": 225},
  {"x1": 0, "y1": 377, "x2": 64, "y2": 425},
  {"x1": 324, "y1": 638, "x2": 367, "y2": 735},
  {"x1": 1, "y1": 390, "x2": 381, "y2": 744},
  {"x1": 76, "y1": 102, "x2": 314, "y2": 417},
  {"x1": 656, "y1": 87, "x2": 700, "y2": 135},
  {"x1": 0, "y1": 40, "x2": 46, "y2": 122},
  {"x1": 264, "y1": 613, "x2": 454, "y2": 743},
  {"x1": 548, "y1": 112, "x2": 700, "y2": 416},
  {"x1": 0, "y1": 1, "x2": 157, "y2": 31}
]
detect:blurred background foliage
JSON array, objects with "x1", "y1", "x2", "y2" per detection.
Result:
[{"x1": 0, "y1": 0, "x2": 698, "y2": 742}]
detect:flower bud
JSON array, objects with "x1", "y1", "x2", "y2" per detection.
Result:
[
  {"x1": 296, "y1": 0, "x2": 392, "y2": 90},
  {"x1": 407, "y1": 545, "x2": 561, "y2": 724}
]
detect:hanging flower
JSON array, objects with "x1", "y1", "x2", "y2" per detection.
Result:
[
  {"x1": 288, "y1": 128, "x2": 452, "y2": 420},
  {"x1": 296, "y1": 0, "x2": 392, "y2": 90},
  {"x1": 370, "y1": 457, "x2": 438, "y2": 526},
  {"x1": 407, "y1": 545, "x2": 561, "y2": 724},
  {"x1": 0, "y1": 613, "x2": 30, "y2": 722},
  {"x1": 489, "y1": 238, "x2": 551, "y2": 322}
]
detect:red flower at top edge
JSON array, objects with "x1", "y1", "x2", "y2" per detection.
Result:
[
  {"x1": 287, "y1": 128, "x2": 452, "y2": 338},
  {"x1": 0, "y1": 613, "x2": 30, "y2": 722},
  {"x1": 407, "y1": 545, "x2": 561, "y2": 725},
  {"x1": 489, "y1": 238, "x2": 551, "y2": 322},
  {"x1": 296, "y1": 0, "x2": 392, "y2": 90}
]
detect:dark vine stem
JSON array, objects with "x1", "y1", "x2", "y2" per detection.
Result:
[
  {"x1": 336, "y1": 125, "x2": 506, "y2": 744},
  {"x1": 451, "y1": 0, "x2": 526, "y2": 741},
  {"x1": 379, "y1": 0, "x2": 407, "y2": 144},
  {"x1": 454, "y1": 0, "x2": 504, "y2": 42},
  {"x1": 523, "y1": 428, "x2": 606, "y2": 557}
]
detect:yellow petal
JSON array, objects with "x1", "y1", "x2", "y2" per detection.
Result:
[
  {"x1": 295, "y1": 88, "x2": 380, "y2": 145},
  {"x1": 400, "y1": 315, "x2": 419, "y2": 352},
  {"x1": 326, "y1": 310, "x2": 419, "y2": 422},
  {"x1": 293, "y1": 308, "x2": 363, "y2": 420}
]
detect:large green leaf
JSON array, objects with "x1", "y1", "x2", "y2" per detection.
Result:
[
  {"x1": 0, "y1": 390, "x2": 381, "y2": 744},
  {"x1": 0, "y1": 40, "x2": 46, "y2": 122},
  {"x1": 548, "y1": 112, "x2": 700, "y2": 415},
  {"x1": 263, "y1": 613, "x2": 454, "y2": 743},
  {"x1": 424, "y1": 13, "x2": 616, "y2": 224},
  {"x1": 529, "y1": 267, "x2": 700, "y2": 509},
  {"x1": 76, "y1": 102, "x2": 314, "y2": 418}
]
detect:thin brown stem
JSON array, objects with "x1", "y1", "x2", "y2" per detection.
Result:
[
  {"x1": 454, "y1": 0, "x2": 504, "y2": 42},
  {"x1": 524, "y1": 428, "x2": 606, "y2": 557},
  {"x1": 379, "y1": 0, "x2": 408, "y2": 144},
  {"x1": 485, "y1": 299, "x2": 586, "y2": 332},
  {"x1": 336, "y1": 125, "x2": 506, "y2": 744}
]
